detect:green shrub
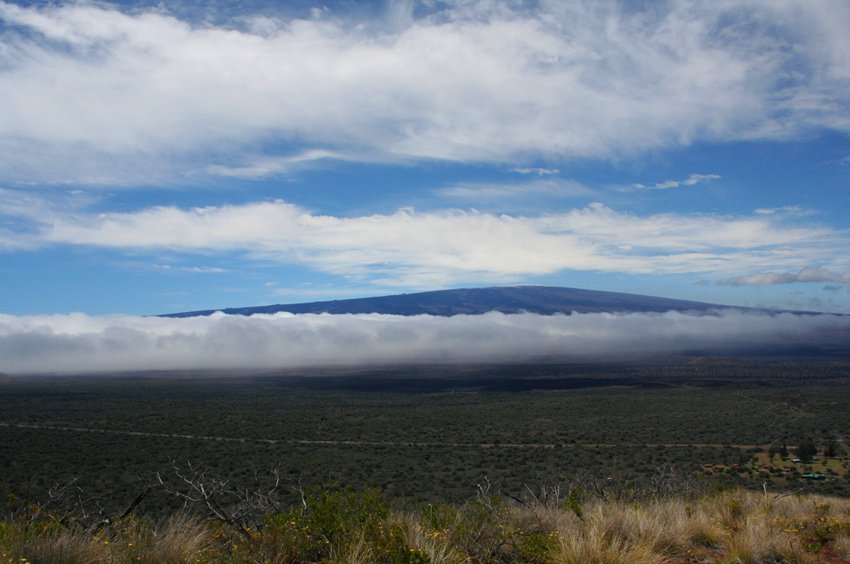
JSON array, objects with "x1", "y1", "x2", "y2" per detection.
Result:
[
  {"x1": 516, "y1": 530, "x2": 559, "y2": 562},
  {"x1": 264, "y1": 485, "x2": 411, "y2": 562}
]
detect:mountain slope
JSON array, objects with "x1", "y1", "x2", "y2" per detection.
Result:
[{"x1": 162, "y1": 286, "x2": 738, "y2": 318}]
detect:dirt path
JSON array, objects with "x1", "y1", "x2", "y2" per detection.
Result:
[{"x1": 0, "y1": 421, "x2": 765, "y2": 450}]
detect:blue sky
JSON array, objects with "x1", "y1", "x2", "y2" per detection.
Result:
[{"x1": 1, "y1": 0, "x2": 849, "y2": 316}]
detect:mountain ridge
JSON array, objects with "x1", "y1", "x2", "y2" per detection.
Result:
[{"x1": 162, "y1": 285, "x2": 755, "y2": 318}]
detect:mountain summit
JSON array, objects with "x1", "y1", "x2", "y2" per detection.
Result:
[{"x1": 163, "y1": 286, "x2": 735, "y2": 318}]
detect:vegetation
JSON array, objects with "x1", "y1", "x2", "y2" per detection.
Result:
[
  {"x1": 3, "y1": 360, "x2": 850, "y2": 514},
  {"x1": 3, "y1": 477, "x2": 850, "y2": 562},
  {"x1": 1, "y1": 359, "x2": 849, "y2": 560}
]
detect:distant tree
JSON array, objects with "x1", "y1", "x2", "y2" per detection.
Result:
[
  {"x1": 796, "y1": 439, "x2": 817, "y2": 464},
  {"x1": 824, "y1": 439, "x2": 839, "y2": 459}
]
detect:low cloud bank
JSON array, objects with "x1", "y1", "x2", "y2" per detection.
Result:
[{"x1": 1, "y1": 310, "x2": 849, "y2": 375}]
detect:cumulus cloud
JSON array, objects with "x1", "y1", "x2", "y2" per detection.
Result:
[
  {"x1": 719, "y1": 268, "x2": 850, "y2": 286},
  {"x1": 1, "y1": 0, "x2": 849, "y2": 183},
  {"x1": 1, "y1": 310, "x2": 848, "y2": 375},
  {"x1": 3, "y1": 196, "x2": 845, "y2": 286}
]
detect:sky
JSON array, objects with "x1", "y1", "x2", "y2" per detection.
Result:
[
  {"x1": 1, "y1": 0, "x2": 849, "y2": 317},
  {"x1": 1, "y1": 0, "x2": 850, "y2": 373}
]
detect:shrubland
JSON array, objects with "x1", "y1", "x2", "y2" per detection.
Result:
[
  {"x1": 3, "y1": 364, "x2": 850, "y2": 511},
  {"x1": 3, "y1": 363, "x2": 850, "y2": 560},
  {"x1": 3, "y1": 469, "x2": 850, "y2": 563}
]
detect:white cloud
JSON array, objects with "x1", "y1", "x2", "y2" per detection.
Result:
[
  {"x1": 3, "y1": 195, "x2": 846, "y2": 286},
  {"x1": 631, "y1": 173, "x2": 720, "y2": 191},
  {"x1": 510, "y1": 167, "x2": 560, "y2": 176},
  {"x1": 150, "y1": 264, "x2": 227, "y2": 274},
  {"x1": 205, "y1": 149, "x2": 354, "y2": 179},
  {"x1": 1, "y1": 309, "x2": 848, "y2": 374},
  {"x1": 719, "y1": 268, "x2": 850, "y2": 286},
  {"x1": 1, "y1": 1, "x2": 849, "y2": 183},
  {"x1": 754, "y1": 205, "x2": 808, "y2": 216},
  {"x1": 437, "y1": 179, "x2": 591, "y2": 201}
]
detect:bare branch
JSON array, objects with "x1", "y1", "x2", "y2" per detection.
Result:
[{"x1": 155, "y1": 461, "x2": 283, "y2": 537}]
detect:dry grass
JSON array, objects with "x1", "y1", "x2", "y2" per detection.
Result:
[
  {"x1": 21, "y1": 529, "x2": 109, "y2": 563},
  {"x1": 140, "y1": 513, "x2": 213, "y2": 562},
  {"x1": 554, "y1": 522, "x2": 658, "y2": 563},
  {"x1": 544, "y1": 489, "x2": 850, "y2": 563},
  {"x1": 0, "y1": 512, "x2": 213, "y2": 564},
  {"x1": 3, "y1": 488, "x2": 850, "y2": 562},
  {"x1": 393, "y1": 512, "x2": 461, "y2": 563},
  {"x1": 835, "y1": 534, "x2": 850, "y2": 560},
  {"x1": 544, "y1": 497, "x2": 717, "y2": 562},
  {"x1": 328, "y1": 533, "x2": 376, "y2": 564}
]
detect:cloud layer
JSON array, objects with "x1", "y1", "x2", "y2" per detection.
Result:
[
  {"x1": 719, "y1": 268, "x2": 850, "y2": 286},
  {"x1": 1, "y1": 310, "x2": 848, "y2": 374},
  {"x1": 1, "y1": 0, "x2": 849, "y2": 183},
  {"x1": 3, "y1": 193, "x2": 848, "y2": 287}
]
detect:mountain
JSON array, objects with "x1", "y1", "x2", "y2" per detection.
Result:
[{"x1": 162, "y1": 285, "x2": 742, "y2": 318}]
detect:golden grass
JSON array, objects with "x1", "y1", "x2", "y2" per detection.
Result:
[
  {"x1": 22, "y1": 528, "x2": 110, "y2": 563},
  {"x1": 141, "y1": 513, "x2": 213, "y2": 562},
  {"x1": 393, "y1": 512, "x2": 461, "y2": 564},
  {"x1": 3, "y1": 488, "x2": 850, "y2": 562},
  {"x1": 0, "y1": 513, "x2": 213, "y2": 564}
]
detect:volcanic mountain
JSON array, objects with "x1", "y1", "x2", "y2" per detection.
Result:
[{"x1": 163, "y1": 286, "x2": 742, "y2": 318}]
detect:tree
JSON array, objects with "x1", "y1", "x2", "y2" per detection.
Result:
[
  {"x1": 824, "y1": 439, "x2": 839, "y2": 459},
  {"x1": 796, "y1": 439, "x2": 817, "y2": 464}
]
